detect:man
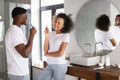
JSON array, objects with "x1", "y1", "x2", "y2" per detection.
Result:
[
  {"x1": 110, "y1": 14, "x2": 120, "y2": 49},
  {"x1": 5, "y1": 7, "x2": 37, "y2": 80}
]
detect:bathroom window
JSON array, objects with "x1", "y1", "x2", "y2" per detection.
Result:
[
  {"x1": 0, "y1": 16, "x2": 4, "y2": 47},
  {"x1": 0, "y1": 16, "x2": 4, "y2": 41}
]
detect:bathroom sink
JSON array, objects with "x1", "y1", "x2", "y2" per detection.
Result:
[{"x1": 70, "y1": 54, "x2": 100, "y2": 66}]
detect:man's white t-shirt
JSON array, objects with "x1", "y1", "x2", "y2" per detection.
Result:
[
  {"x1": 47, "y1": 31, "x2": 70, "y2": 64},
  {"x1": 94, "y1": 29, "x2": 114, "y2": 50},
  {"x1": 5, "y1": 25, "x2": 29, "y2": 76},
  {"x1": 110, "y1": 26, "x2": 120, "y2": 47}
]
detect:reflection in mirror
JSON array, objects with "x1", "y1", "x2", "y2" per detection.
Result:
[
  {"x1": 75, "y1": 0, "x2": 120, "y2": 56},
  {"x1": 110, "y1": 14, "x2": 120, "y2": 49},
  {"x1": 94, "y1": 15, "x2": 116, "y2": 56}
]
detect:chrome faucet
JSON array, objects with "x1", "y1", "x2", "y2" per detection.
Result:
[
  {"x1": 95, "y1": 42, "x2": 103, "y2": 55},
  {"x1": 84, "y1": 43, "x2": 91, "y2": 55}
]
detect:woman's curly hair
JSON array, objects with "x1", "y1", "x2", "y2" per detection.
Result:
[
  {"x1": 96, "y1": 14, "x2": 110, "y2": 31},
  {"x1": 56, "y1": 13, "x2": 74, "y2": 33}
]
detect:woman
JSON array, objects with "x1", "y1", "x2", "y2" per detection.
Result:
[{"x1": 39, "y1": 13, "x2": 73, "y2": 80}]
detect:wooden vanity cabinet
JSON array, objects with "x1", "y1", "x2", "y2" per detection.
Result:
[{"x1": 67, "y1": 64, "x2": 120, "y2": 80}]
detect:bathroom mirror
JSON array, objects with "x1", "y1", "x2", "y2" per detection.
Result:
[{"x1": 75, "y1": 0, "x2": 120, "y2": 56}]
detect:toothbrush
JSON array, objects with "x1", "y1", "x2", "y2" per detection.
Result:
[
  {"x1": 29, "y1": 23, "x2": 33, "y2": 29},
  {"x1": 93, "y1": 66, "x2": 104, "y2": 70}
]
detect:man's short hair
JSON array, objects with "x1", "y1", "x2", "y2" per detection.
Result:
[
  {"x1": 12, "y1": 7, "x2": 27, "y2": 18},
  {"x1": 116, "y1": 14, "x2": 120, "y2": 17}
]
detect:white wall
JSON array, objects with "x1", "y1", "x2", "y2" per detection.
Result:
[{"x1": 64, "y1": 0, "x2": 120, "y2": 64}]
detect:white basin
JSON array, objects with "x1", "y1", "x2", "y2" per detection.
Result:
[{"x1": 70, "y1": 54, "x2": 100, "y2": 66}]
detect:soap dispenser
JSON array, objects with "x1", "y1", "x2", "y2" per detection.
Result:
[{"x1": 105, "y1": 55, "x2": 110, "y2": 66}]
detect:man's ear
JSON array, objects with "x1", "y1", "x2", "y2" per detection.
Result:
[{"x1": 17, "y1": 15, "x2": 22, "y2": 21}]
